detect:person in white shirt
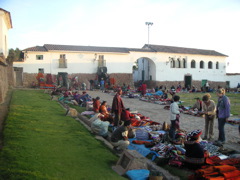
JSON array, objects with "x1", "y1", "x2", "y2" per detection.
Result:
[{"x1": 169, "y1": 95, "x2": 180, "y2": 141}]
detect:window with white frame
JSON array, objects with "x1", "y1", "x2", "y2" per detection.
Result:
[{"x1": 36, "y1": 55, "x2": 43, "y2": 60}]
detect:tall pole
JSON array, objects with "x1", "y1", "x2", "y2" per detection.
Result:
[{"x1": 145, "y1": 22, "x2": 153, "y2": 47}]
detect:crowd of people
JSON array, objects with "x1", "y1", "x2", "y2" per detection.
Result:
[{"x1": 51, "y1": 80, "x2": 240, "y2": 175}]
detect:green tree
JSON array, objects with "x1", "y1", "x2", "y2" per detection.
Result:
[{"x1": 6, "y1": 48, "x2": 21, "y2": 65}]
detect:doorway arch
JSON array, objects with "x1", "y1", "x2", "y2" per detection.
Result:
[{"x1": 132, "y1": 57, "x2": 156, "y2": 82}]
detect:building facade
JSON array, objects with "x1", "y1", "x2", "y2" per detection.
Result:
[
  {"x1": 0, "y1": 8, "x2": 12, "y2": 59},
  {"x1": 13, "y1": 43, "x2": 236, "y2": 89},
  {"x1": 0, "y1": 8, "x2": 13, "y2": 104}
]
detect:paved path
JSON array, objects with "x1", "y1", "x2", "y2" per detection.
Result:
[{"x1": 87, "y1": 90, "x2": 240, "y2": 151}]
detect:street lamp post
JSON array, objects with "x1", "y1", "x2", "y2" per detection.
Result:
[{"x1": 145, "y1": 22, "x2": 153, "y2": 47}]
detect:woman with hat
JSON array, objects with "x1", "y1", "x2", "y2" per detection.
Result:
[
  {"x1": 202, "y1": 93, "x2": 216, "y2": 141},
  {"x1": 184, "y1": 129, "x2": 209, "y2": 169}
]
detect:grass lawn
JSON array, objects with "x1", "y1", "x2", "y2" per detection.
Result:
[
  {"x1": 0, "y1": 90, "x2": 125, "y2": 180},
  {"x1": 177, "y1": 92, "x2": 240, "y2": 116}
]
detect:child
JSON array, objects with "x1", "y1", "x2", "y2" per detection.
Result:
[{"x1": 169, "y1": 95, "x2": 180, "y2": 141}]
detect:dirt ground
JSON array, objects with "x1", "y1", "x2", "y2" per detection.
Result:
[{"x1": 87, "y1": 90, "x2": 240, "y2": 152}]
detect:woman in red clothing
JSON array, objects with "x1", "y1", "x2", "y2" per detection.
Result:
[
  {"x1": 93, "y1": 97, "x2": 101, "y2": 113},
  {"x1": 99, "y1": 101, "x2": 113, "y2": 123}
]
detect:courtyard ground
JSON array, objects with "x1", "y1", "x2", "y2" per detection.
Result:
[{"x1": 86, "y1": 90, "x2": 240, "y2": 152}]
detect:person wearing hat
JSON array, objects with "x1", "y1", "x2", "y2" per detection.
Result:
[
  {"x1": 184, "y1": 129, "x2": 209, "y2": 169},
  {"x1": 202, "y1": 94, "x2": 216, "y2": 141},
  {"x1": 110, "y1": 120, "x2": 132, "y2": 153}
]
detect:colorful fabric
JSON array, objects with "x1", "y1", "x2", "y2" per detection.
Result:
[{"x1": 187, "y1": 129, "x2": 202, "y2": 140}]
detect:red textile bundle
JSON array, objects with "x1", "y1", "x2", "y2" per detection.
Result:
[
  {"x1": 132, "y1": 140, "x2": 151, "y2": 145},
  {"x1": 219, "y1": 158, "x2": 240, "y2": 166},
  {"x1": 222, "y1": 170, "x2": 240, "y2": 179},
  {"x1": 206, "y1": 156, "x2": 222, "y2": 165},
  {"x1": 214, "y1": 165, "x2": 237, "y2": 172}
]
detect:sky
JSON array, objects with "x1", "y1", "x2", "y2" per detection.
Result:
[{"x1": 1, "y1": 0, "x2": 240, "y2": 73}]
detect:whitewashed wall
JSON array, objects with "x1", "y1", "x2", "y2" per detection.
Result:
[
  {"x1": 226, "y1": 74, "x2": 240, "y2": 88},
  {"x1": 0, "y1": 11, "x2": 9, "y2": 57},
  {"x1": 14, "y1": 49, "x2": 233, "y2": 86}
]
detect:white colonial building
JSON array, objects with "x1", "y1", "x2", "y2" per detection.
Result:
[
  {"x1": 0, "y1": 8, "x2": 12, "y2": 60},
  {"x1": 13, "y1": 43, "x2": 238, "y2": 89}
]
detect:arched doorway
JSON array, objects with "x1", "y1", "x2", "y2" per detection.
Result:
[{"x1": 132, "y1": 57, "x2": 156, "y2": 82}]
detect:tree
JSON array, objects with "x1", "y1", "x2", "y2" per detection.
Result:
[{"x1": 6, "y1": 48, "x2": 21, "y2": 65}]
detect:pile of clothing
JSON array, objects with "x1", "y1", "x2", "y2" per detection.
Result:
[{"x1": 189, "y1": 165, "x2": 240, "y2": 180}]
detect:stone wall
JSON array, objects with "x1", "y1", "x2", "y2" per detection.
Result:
[
  {"x1": 0, "y1": 65, "x2": 14, "y2": 104},
  {"x1": 21, "y1": 72, "x2": 227, "y2": 90},
  {"x1": 22, "y1": 73, "x2": 134, "y2": 88},
  {"x1": 23, "y1": 73, "x2": 38, "y2": 87}
]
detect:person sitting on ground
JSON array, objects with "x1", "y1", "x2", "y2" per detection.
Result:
[
  {"x1": 110, "y1": 120, "x2": 132, "y2": 153},
  {"x1": 184, "y1": 129, "x2": 209, "y2": 170},
  {"x1": 191, "y1": 97, "x2": 203, "y2": 111},
  {"x1": 191, "y1": 86, "x2": 196, "y2": 92},
  {"x1": 93, "y1": 96, "x2": 101, "y2": 113},
  {"x1": 121, "y1": 108, "x2": 131, "y2": 122},
  {"x1": 99, "y1": 101, "x2": 113, "y2": 123},
  {"x1": 91, "y1": 113, "x2": 109, "y2": 139},
  {"x1": 161, "y1": 90, "x2": 168, "y2": 99},
  {"x1": 171, "y1": 85, "x2": 175, "y2": 91}
]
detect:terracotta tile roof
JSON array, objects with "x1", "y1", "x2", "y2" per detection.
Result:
[
  {"x1": 143, "y1": 44, "x2": 228, "y2": 57},
  {"x1": 22, "y1": 44, "x2": 227, "y2": 57}
]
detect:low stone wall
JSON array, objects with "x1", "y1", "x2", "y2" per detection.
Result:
[
  {"x1": 0, "y1": 65, "x2": 14, "y2": 104},
  {"x1": 22, "y1": 73, "x2": 134, "y2": 88}
]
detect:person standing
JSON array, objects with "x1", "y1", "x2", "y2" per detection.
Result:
[
  {"x1": 202, "y1": 94, "x2": 216, "y2": 141},
  {"x1": 216, "y1": 88, "x2": 230, "y2": 144},
  {"x1": 100, "y1": 78, "x2": 105, "y2": 92},
  {"x1": 112, "y1": 89, "x2": 125, "y2": 126},
  {"x1": 169, "y1": 95, "x2": 180, "y2": 141},
  {"x1": 205, "y1": 81, "x2": 210, "y2": 92}
]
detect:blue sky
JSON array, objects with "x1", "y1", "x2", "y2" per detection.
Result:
[{"x1": 1, "y1": 0, "x2": 240, "y2": 72}]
